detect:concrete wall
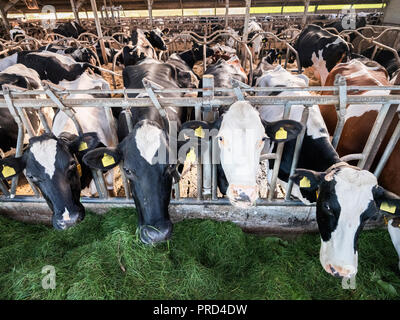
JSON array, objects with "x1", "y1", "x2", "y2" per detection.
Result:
[{"x1": 384, "y1": 0, "x2": 400, "y2": 25}]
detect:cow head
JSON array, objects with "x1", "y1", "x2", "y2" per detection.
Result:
[
  {"x1": 182, "y1": 101, "x2": 302, "y2": 208},
  {"x1": 145, "y1": 28, "x2": 167, "y2": 51},
  {"x1": 290, "y1": 164, "x2": 400, "y2": 278},
  {"x1": 191, "y1": 42, "x2": 215, "y2": 61},
  {"x1": 71, "y1": 47, "x2": 97, "y2": 66},
  {"x1": 83, "y1": 120, "x2": 183, "y2": 245},
  {"x1": 265, "y1": 49, "x2": 281, "y2": 64},
  {"x1": 0, "y1": 132, "x2": 101, "y2": 230}
]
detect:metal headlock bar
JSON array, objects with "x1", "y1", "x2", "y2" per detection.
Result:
[{"x1": 0, "y1": 79, "x2": 399, "y2": 231}]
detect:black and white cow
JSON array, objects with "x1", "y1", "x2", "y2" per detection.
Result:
[
  {"x1": 9, "y1": 26, "x2": 25, "y2": 41},
  {"x1": 246, "y1": 20, "x2": 264, "y2": 58},
  {"x1": 182, "y1": 101, "x2": 303, "y2": 208},
  {"x1": 0, "y1": 51, "x2": 96, "y2": 84},
  {"x1": 0, "y1": 64, "x2": 54, "y2": 152},
  {"x1": 322, "y1": 15, "x2": 367, "y2": 35},
  {"x1": 122, "y1": 28, "x2": 168, "y2": 66},
  {"x1": 53, "y1": 21, "x2": 86, "y2": 39},
  {"x1": 38, "y1": 44, "x2": 98, "y2": 66},
  {"x1": 256, "y1": 64, "x2": 400, "y2": 278},
  {"x1": 252, "y1": 51, "x2": 282, "y2": 85},
  {"x1": 0, "y1": 67, "x2": 114, "y2": 229},
  {"x1": 166, "y1": 43, "x2": 215, "y2": 90},
  {"x1": 361, "y1": 46, "x2": 400, "y2": 80},
  {"x1": 295, "y1": 24, "x2": 350, "y2": 85},
  {"x1": 0, "y1": 132, "x2": 100, "y2": 229},
  {"x1": 51, "y1": 70, "x2": 116, "y2": 196},
  {"x1": 83, "y1": 61, "x2": 194, "y2": 244},
  {"x1": 203, "y1": 56, "x2": 247, "y2": 96}
]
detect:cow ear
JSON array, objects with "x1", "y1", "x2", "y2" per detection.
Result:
[
  {"x1": 179, "y1": 120, "x2": 212, "y2": 140},
  {"x1": 373, "y1": 186, "x2": 400, "y2": 217},
  {"x1": 162, "y1": 28, "x2": 170, "y2": 35},
  {"x1": 0, "y1": 156, "x2": 25, "y2": 180},
  {"x1": 177, "y1": 121, "x2": 212, "y2": 163},
  {"x1": 82, "y1": 147, "x2": 122, "y2": 171},
  {"x1": 63, "y1": 132, "x2": 102, "y2": 155},
  {"x1": 290, "y1": 169, "x2": 326, "y2": 191},
  {"x1": 263, "y1": 119, "x2": 303, "y2": 143}
]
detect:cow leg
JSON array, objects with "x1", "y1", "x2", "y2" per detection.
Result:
[{"x1": 388, "y1": 222, "x2": 400, "y2": 271}]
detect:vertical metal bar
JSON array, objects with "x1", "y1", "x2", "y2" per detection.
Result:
[
  {"x1": 92, "y1": 169, "x2": 108, "y2": 198},
  {"x1": 37, "y1": 108, "x2": 52, "y2": 133},
  {"x1": 44, "y1": 86, "x2": 83, "y2": 136},
  {"x1": 16, "y1": 107, "x2": 36, "y2": 138},
  {"x1": 203, "y1": 34, "x2": 207, "y2": 73},
  {"x1": 374, "y1": 114, "x2": 400, "y2": 178},
  {"x1": 267, "y1": 102, "x2": 291, "y2": 201},
  {"x1": 104, "y1": 105, "x2": 130, "y2": 199},
  {"x1": 331, "y1": 75, "x2": 347, "y2": 149},
  {"x1": 225, "y1": 0, "x2": 229, "y2": 29},
  {"x1": 357, "y1": 103, "x2": 392, "y2": 169},
  {"x1": 0, "y1": 180, "x2": 10, "y2": 197},
  {"x1": 285, "y1": 105, "x2": 310, "y2": 201},
  {"x1": 302, "y1": 0, "x2": 310, "y2": 26},
  {"x1": 147, "y1": 0, "x2": 154, "y2": 28},
  {"x1": 202, "y1": 75, "x2": 214, "y2": 199},
  {"x1": 70, "y1": 0, "x2": 81, "y2": 24},
  {"x1": 90, "y1": 0, "x2": 108, "y2": 64},
  {"x1": 3, "y1": 87, "x2": 23, "y2": 197}
]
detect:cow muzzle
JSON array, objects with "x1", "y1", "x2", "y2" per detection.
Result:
[
  {"x1": 324, "y1": 264, "x2": 357, "y2": 278},
  {"x1": 227, "y1": 185, "x2": 258, "y2": 208},
  {"x1": 52, "y1": 206, "x2": 85, "y2": 230},
  {"x1": 139, "y1": 220, "x2": 173, "y2": 245}
]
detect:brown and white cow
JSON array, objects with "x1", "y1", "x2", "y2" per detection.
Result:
[
  {"x1": 294, "y1": 59, "x2": 400, "y2": 277},
  {"x1": 320, "y1": 58, "x2": 398, "y2": 195}
]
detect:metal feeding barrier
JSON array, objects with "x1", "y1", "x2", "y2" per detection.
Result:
[{"x1": 0, "y1": 77, "x2": 399, "y2": 233}]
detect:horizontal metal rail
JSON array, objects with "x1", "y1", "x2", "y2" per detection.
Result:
[{"x1": 0, "y1": 78, "x2": 398, "y2": 220}]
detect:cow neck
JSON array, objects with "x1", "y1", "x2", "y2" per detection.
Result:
[
  {"x1": 178, "y1": 50, "x2": 196, "y2": 69},
  {"x1": 325, "y1": 161, "x2": 360, "y2": 174}
]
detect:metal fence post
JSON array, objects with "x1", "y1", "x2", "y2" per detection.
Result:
[
  {"x1": 202, "y1": 75, "x2": 214, "y2": 199},
  {"x1": 331, "y1": 75, "x2": 347, "y2": 149}
]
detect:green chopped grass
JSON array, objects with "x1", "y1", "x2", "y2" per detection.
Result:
[{"x1": 0, "y1": 208, "x2": 399, "y2": 300}]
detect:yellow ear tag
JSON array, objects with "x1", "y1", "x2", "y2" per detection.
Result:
[
  {"x1": 380, "y1": 201, "x2": 396, "y2": 214},
  {"x1": 195, "y1": 126, "x2": 205, "y2": 139},
  {"x1": 76, "y1": 163, "x2": 82, "y2": 177},
  {"x1": 102, "y1": 153, "x2": 115, "y2": 167},
  {"x1": 2, "y1": 165, "x2": 16, "y2": 178},
  {"x1": 78, "y1": 141, "x2": 88, "y2": 152},
  {"x1": 275, "y1": 127, "x2": 287, "y2": 140},
  {"x1": 316, "y1": 190, "x2": 319, "y2": 199},
  {"x1": 300, "y1": 176, "x2": 311, "y2": 188},
  {"x1": 186, "y1": 148, "x2": 196, "y2": 163}
]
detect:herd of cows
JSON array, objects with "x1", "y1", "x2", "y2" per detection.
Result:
[{"x1": 0, "y1": 17, "x2": 400, "y2": 280}]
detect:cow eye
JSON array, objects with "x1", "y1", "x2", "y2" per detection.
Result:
[
  {"x1": 69, "y1": 160, "x2": 76, "y2": 168},
  {"x1": 26, "y1": 173, "x2": 39, "y2": 182},
  {"x1": 262, "y1": 136, "x2": 267, "y2": 142},
  {"x1": 124, "y1": 168, "x2": 136, "y2": 177},
  {"x1": 218, "y1": 136, "x2": 223, "y2": 142}
]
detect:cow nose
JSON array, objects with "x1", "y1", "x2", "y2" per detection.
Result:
[
  {"x1": 325, "y1": 264, "x2": 356, "y2": 278},
  {"x1": 228, "y1": 185, "x2": 258, "y2": 208},
  {"x1": 140, "y1": 221, "x2": 173, "y2": 245},
  {"x1": 52, "y1": 206, "x2": 85, "y2": 230}
]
